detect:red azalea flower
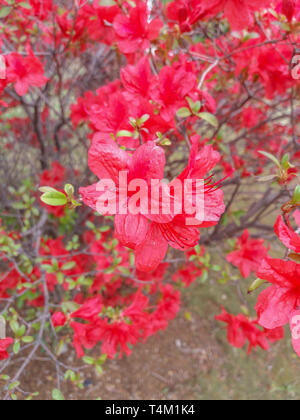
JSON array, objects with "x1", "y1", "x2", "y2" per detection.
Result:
[
  {"x1": 70, "y1": 81, "x2": 121, "y2": 128},
  {"x1": 0, "y1": 270, "x2": 20, "y2": 299},
  {"x1": 70, "y1": 321, "x2": 98, "y2": 358},
  {"x1": 256, "y1": 258, "x2": 300, "y2": 329},
  {"x1": 80, "y1": 135, "x2": 224, "y2": 272},
  {"x1": 70, "y1": 292, "x2": 149, "y2": 359},
  {"x1": 144, "y1": 285, "x2": 181, "y2": 339},
  {"x1": 282, "y1": 0, "x2": 296, "y2": 21},
  {"x1": 96, "y1": 319, "x2": 141, "y2": 359},
  {"x1": 256, "y1": 258, "x2": 300, "y2": 356},
  {"x1": 29, "y1": 0, "x2": 53, "y2": 19},
  {"x1": 89, "y1": 91, "x2": 129, "y2": 137},
  {"x1": 39, "y1": 161, "x2": 65, "y2": 188},
  {"x1": 166, "y1": 0, "x2": 209, "y2": 33},
  {"x1": 155, "y1": 284, "x2": 181, "y2": 322},
  {"x1": 241, "y1": 106, "x2": 264, "y2": 129},
  {"x1": 52, "y1": 312, "x2": 67, "y2": 328},
  {"x1": 150, "y1": 65, "x2": 198, "y2": 123},
  {"x1": 80, "y1": 3, "x2": 119, "y2": 45},
  {"x1": 138, "y1": 261, "x2": 168, "y2": 278},
  {"x1": 113, "y1": 2, "x2": 163, "y2": 54},
  {"x1": 0, "y1": 338, "x2": 14, "y2": 360},
  {"x1": 120, "y1": 56, "x2": 153, "y2": 100},
  {"x1": 172, "y1": 264, "x2": 201, "y2": 288},
  {"x1": 6, "y1": 52, "x2": 48, "y2": 96},
  {"x1": 264, "y1": 326, "x2": 285, "y2": 343},
  {"x1": 274, "y1": 215, "x2": 300, "y2": 253},
  {"x1": 40, "y1": 237, "x2": 68, "y2": 258},
  {"x1": 227, "y1": 230, "x2": 269, "y2": 278},
  {"x1": 71, "y1": 297, "x2": 103, "y2": 322},
  {"x1": 236, "y1": 42, "x2": 294, "y2": 99},
  {"x1": 216, "y1": 308, "x2": 283, "y2": 354},
  {"x1": 202, "y1": 0, "x2": 270, "y2": 30}
]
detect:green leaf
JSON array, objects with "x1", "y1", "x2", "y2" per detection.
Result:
[
  {"x1": 83, "y1": 356, "x2": 95, "y2": 365},
  {"x1": 16, "y1": 325, "x2": 26, "y2": 338},
  {"x1": 200, "y1": 271, "x2": 208, "y2": 283},
  {"x1": 194, "y1": 244, "x2": 201, "y2": 254},
  {"x1": 104, "y1": 266, "x2": 115, "y2": 275},
  {"x1": 64, "y1": 370, "x2": 76, "y2": 382},
  {"x1": 64, "y1": 184, "x2": 74, "y2": 197},
  {"x1": 186, "y1": 97, "x2": 201, "y2": 113},
  {"x1": 176, "y1": 107, "x2": 192, "y2": 118},
  {"x1": 258, "y1": 151, "x2": 281, "y2": 169},
  {"x1": 13, "y1": 341, "x2": 21, "y2": 354},
  {"x1": 41, "y1": 191, "x2": 67, "y2": 207},
  {"x1": 39, "y1": 186, "x2": 59, "y2": 194},
  {"x1": 41, "y1": 264, "x2": 54, "y2": 273},
  {"x1": 57, "y1": 272, "x2": 64, "y2": 285},
  {"x1": 198, "y1": 112, "x2": 218, "y2": 127},
  {"x1": 22, "y1": 336, "x2": 34, "y2": 344},
  {"x1": 99, "y1": 226, "x2": 110, "y2": 233},
  {"x1": 116, "y1": 130, "x2": 133, "y2": 138},
  {"x1": 12, "y1": 202, "x2": 26, "y2": 210},
  {"x1": 19, "y1": 2, "x2": 32, "y2": 9},
  {"x1": 139, "y1": 114, "x2": 150, "y2": 124},
  {"x1": 8, "y1": 381, "x2": 20, "y2": 391},
  {"x1": 86, "y1": 221, "x2": 95, "y2": 230},
  {"x1": 61, "y1": 261, "x2": 76, "y2": 271},
  {"x1": 61, "y1": 301, "x2": 80, "y2": 313},
  {"x1": 158, "y1": 137, "x2": 172, "y2": 146},
  {"x1": 10, "y1": 320, "x2": 19, "y2": 334},
  {"x1": 186, "y1": 97, "x2": 195, "y2": 110},
  {"x1": 0, "y1": 7, "x2": 12, "y2": 18},
  {"x1": 281, "y1": 153, "x2": 290, "y2": 170},
  {"x1": 95, "y1": 365, "x2": 103, "y2": 375},
  {"x1": 52, "y1": 389, "x2": 65, "y2": 401},
  {"x1": 248, "y1": 278, "x2": 266, "y2": 294},
  {"x1": 118, "y1": 266, "x2": 131, "y2": 276},
  {"x1": 292, "y1": 185, "x2": 300, "y2": 204},
  {"x1": 97, "y1": 354, "x2": 107, "y2": 365}
]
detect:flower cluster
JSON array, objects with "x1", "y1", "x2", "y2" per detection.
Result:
[{"x1": 0, "y1": 0, "x2": 299, "y2": 400}]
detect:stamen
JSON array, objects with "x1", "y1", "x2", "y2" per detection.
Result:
[
  {"x1": 204, "y1": 174, "x2": 228, "y2": 193},
  {"x1": 159, "y1": 223, "x2": 193, "y2": 249},
  {"x1": 157, "y1": 175, "x2": 228, "y2": 250}
]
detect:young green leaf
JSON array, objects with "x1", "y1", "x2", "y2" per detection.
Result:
[
  {"x1": 198, "y1": 112, "x2": 218, "y2": 127},
  {"x1": 177, "y1": 107, "x2": 192, "y2": 118},
  {"x1": 292, "y1": 186, "x2": 300, "y2": 204},
  {"x1": 41, "y1": 191, "x2": 67, "y2": 207},
  {"x1": 248, "y1": 278, "x2": 266, "y2": 294},
  {"x1": 64, "y1": 184, "x2": 74, "y2": 197},
  {"x1": 62, "y1": 261, "x2": 76, "y2": 271},
  {"x1": 52, "y1": 389, "x2": 65, "y2": 401},
  {"x1": 258, "y1": 151, "x2": 281, "y2": 170},
  {"x1": 0, "y1": 7, "x2": 12, "y2": 18},
  {"x1": 39, "y1": 186, "x2": 59, "y2": 194}
]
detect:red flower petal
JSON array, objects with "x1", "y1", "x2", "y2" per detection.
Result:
[
  {"x1": 135, "y1": 223, "x2": 168, "y2": 272},
  {"x1": 274, "y1": 215, "x2": 300, "y2": 253},
  {"x1": 88, "y1": 134, "x2": 130, "y2": 184},
  {"x1": 115, "y1": 213, "x2": 149, "y2": 249},
  {"x1": 256, "y1": 285, "x2": 297, "y2": 329}
]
